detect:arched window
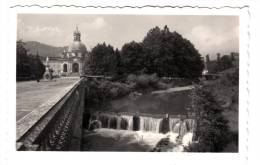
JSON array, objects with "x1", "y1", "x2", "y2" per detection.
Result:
[
  {"x1": 72, "y1": 63, "x2": 79, "y2": 73},
  {"x1": 63, "y1": 64, "x2": 67, "y2": 72}
]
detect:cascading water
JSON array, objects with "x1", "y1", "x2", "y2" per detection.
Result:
[
  {"x1": 169, "y1": 118, "x2": 181, "y2": 133},
  {"x1": 87, "y1": 112, "x2": 196, "y2": 151},
  {"x1": 121, "y1": 115, "x2": 133, "y2": 130},
  {"x1": 139, "y1": 117, "x2": 162, "y2": 133},
  {"x1": 89, "y1": 113, "x2": 195, "y2": 134}
]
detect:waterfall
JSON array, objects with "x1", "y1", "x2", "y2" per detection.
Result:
[
  {"x1": 121, "y1": 115, "x2": 133, "y2": 130},
  {"x1": 87, "y1": 112, "x2": 196, "y2": 151},
  {"x1": 169, "y1": 118, "x2": 181, "y2": 133},
  {"x1": 139, "y1": 117, "x2": 162, "y2": 133},
  {"x1": 88, "y1": 112, "x2": 196, "y2": 136},
  {"x1": 169, "y1": 118, "x2": 197, "y2": 136}
]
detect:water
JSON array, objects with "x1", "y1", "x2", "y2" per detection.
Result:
[
  {"x1": 83, "y1": 128, "x2": 194, "y2": 151},
  {"x1": 89, "y1": 113, "x2": 196, "y2": 137},
  {"x1": 139, "y1": 117, "x2": 162, "y2": 133},
  {"x1": 86, "y1": 113, "x2": 196, "y2": 151},
  {"x1": 121, "y1": 115, "x2": 133, "y2": 130},
  {"x1": 91, "y1": 89, "x2": 192, "y2": 115}
]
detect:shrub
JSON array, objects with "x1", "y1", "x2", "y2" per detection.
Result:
[
  {"x1": 136, "y1": 74, "x2": 150, "y2": 88},
  {"x1": 85, "y1": 79, "x2": 133, "y2": 106},
  {"x1": 149, "y1": 73, "x2": 159, "y2": 87},
  {"x1": 187, "y1": 85, "x2": 231, "y2": 152},
  {"x1": 127, "y1": 74, "x2": 137, "y2": 82},
  {"x1": 156, "y1": 82, "x2": 168, "y2": 90}
]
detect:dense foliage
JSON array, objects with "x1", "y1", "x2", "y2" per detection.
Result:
[
  {"x1": 88, "y1": 43, "x2": 117, "y2": 75},
  {"x1": 16, "y1": 40, "x2": 45, "y2": 81},
  {"x1": 84, "y1": 80, "x2": 132, "y2": 106},
  {"x1": 142, "y1": 26, "x2": 204, "y2": 78},
  {"x1": 186, "y1": 85, "x2": 231, "y2": 152},
  {"x1": 85, "y1": 26, "x2": 204, "y2": 79},
  {"x1": 120, "y1": 41, "x2": 146, "y2": 74},
  {"x1": 218, "y1": 55, "x2": 234, "y2": 72},
  {"x1": 207, "y1": 54, "x2": 236, "y2": 74}
]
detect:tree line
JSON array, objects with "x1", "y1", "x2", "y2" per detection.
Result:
[
  {"x1": 206, "y1": 53, "x2": 238, "y2": 74},
  {"x1": 16, "y1": 25, "x2": 204, "y2": 80},
  {"x1": 16, "y1": 40, "x2": 45, "y2": 81},
  {"x1": 86, "y1": 25, "x2": 204, "y2": 79}
]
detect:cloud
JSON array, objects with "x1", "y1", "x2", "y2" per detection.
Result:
[
  {"x1": 79, "y1": 17, "x2": 107, "y2": 31},
  {"x1": 17, "y1": 19, "x2": 65, "y2": 45},
  {"x1": 185, "y1": 24, "x2": 239, "y2": 58},
  {"x1": 17, "y1": 15, "x2": 238, "y2": 56},
  {"x1": 90, "y1": 17, "x2": 106, "y2": 29},
  {"x1": 190, "y1": 25, "x2": 225, "y2": 49}
]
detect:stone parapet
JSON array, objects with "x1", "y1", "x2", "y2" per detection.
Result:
[{"x1": 16, "y1": 78, "x2": 86, "y2": 151}]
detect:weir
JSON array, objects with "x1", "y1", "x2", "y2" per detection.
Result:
[{"x1": 88, "y1": 112, "x2": 196, "y2": 137}]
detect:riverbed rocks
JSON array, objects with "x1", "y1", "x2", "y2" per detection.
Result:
[
  {"x1": 89, "y1": 120, "x2": 102, "y2": 131},
  {"x1": 151, "y1": 136, "x2": 177, "y2": 152}
]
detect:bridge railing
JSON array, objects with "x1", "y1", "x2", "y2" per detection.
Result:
[{"x1": 16, "y1": 78, "x2": 86, "y2": 151}]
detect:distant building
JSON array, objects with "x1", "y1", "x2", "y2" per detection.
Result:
[
  {"x1": 203, "y1": 52, "x2": 239, "y2": 75},
  {"x1": 44, "y1": 26, "x2": 87, "y2": 77}
]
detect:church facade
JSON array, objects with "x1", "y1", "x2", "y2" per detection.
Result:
[{"x1": 44, "y1": 26, "x2": 87, "y2": 77}]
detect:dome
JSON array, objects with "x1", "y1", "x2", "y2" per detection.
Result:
[{"x1": 68, "y1": 41, "x2": 87, "y2": 54}]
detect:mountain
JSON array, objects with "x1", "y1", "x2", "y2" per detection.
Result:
[{"x1": 24, "y1": 41, "x2": 66, "y2": 58}]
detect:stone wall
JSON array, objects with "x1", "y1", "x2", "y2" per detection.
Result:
[{"x1": 16, "y1": 78, "x2": 86, "y2": 151}]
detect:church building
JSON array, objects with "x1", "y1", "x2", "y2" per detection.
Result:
[{"x1": 44, "y1": 26, "x2": 87, "y2": 77}]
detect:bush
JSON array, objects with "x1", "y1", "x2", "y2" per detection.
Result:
[
  {"x1": 149, "y1": 73, "x2": 159, "y2": 87},
  {"x1": 156, "y1": 82, "x2": 168, "y2": 90},
  {"x1": 136, "y1": 74, "x2": 150, "y2": 88},
  {"x1": 187, "y1": 85, "x2": 231, "y2": 152},
  {"x1": 126, "y1": 73, "x2": 170, "y2": 91},
  {"x1": 220, "y1": 68, "x2": 239, "y2": 86},
  {"x1": 85, "y1": 80, "x2": 133, "y2": 106},
  {"x1": 127, "y1": 74, "x2": 137, "y2": 82}
]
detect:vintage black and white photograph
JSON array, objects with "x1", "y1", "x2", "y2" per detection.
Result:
[{"x1": 16, "y1": 14, "x2": 239, "y2": 152}]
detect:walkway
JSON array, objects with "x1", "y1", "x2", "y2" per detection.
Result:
[{"x1": 16, "y1": 78, "x2": 80, "y2": 121}]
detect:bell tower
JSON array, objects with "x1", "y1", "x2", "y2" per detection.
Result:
[{"x1": 73, "y1": 25, "x2": 81, "y2": 41}]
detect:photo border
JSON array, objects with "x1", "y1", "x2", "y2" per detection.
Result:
[{"x1": 3, "y1": 4, "x2": 250, "y2": 165}]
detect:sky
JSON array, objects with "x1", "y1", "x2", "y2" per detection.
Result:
[{"x1": 17, "y1": 14, "x2": 239, "y2": 59}]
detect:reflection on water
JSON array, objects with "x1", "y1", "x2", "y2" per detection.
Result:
[{"x1": 90, "y1": 90, "x2": 191, "y2": 115}]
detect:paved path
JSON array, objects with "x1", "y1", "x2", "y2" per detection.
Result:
[
  {"x1": 151, "y1": 85, "x2": 194, "y2": 94},
  {"x1": 16, "y1": 78, "x2": 80, "y2": 121}
]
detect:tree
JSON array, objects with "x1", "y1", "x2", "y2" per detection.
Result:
[
  {"x1": 16, "y1": 40, "x2": 45, "y2": 81},
  {"x1": 218, "y1": 55, "x2": 233, "y2": 71},
  {"x1": 187, "y1": 85, "x2": 230, "y2": 152},
  {"x1": 120, "y1": 41, "x2": 146, "y2": 74},
  {"x1": 143, "y1": 25, "x2": 204, "y2": 78},
  {"x1": 31, "y1": 53, "x2": 46, "y2": 79},
  {"x1": 88, "y1": 42, "x2": 117, "y2": 75},
  {"x1": 114, "y1": 48, "x2": 124, "y2": 75}
]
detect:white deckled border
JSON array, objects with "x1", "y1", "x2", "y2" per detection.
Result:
[{"x1": 0, "y1": 3, "x2": 252, "y2": 165}]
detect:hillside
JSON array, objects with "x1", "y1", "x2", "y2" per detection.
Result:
[{"x1": 24, "y1": 41, "x2": 66, "y2": 57}]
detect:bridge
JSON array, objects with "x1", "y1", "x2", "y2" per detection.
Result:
[
  {"x1": 16, "y1": 76, "x2": 195, "y2": 151},
  {"x1": 16, "y1": 77, "x2": 86, "y2": 151}
]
